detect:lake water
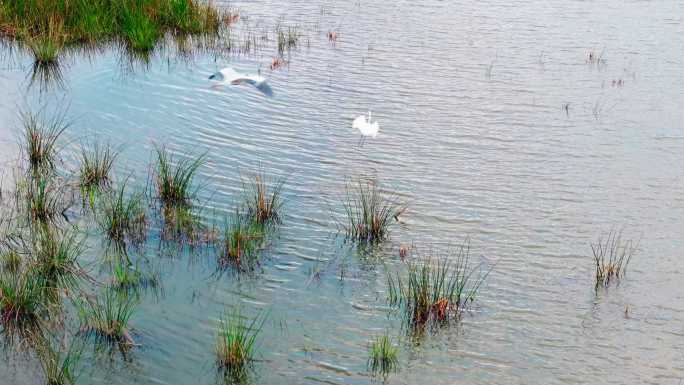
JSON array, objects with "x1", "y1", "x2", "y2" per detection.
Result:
[{"x1": 1, "y1": 0, "x2": 684, "y2": 384}]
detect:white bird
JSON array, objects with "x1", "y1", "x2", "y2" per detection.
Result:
[
  {"x1": 352, "y1": 111, "x2": 379, "y2": 145},
  {"x1": 209, "y1": 67, "x2": 273, "y2": 96}
]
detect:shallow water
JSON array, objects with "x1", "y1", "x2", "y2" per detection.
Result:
[{"x1": 1, "y1": 0, "x2": 684, "y2": 384}]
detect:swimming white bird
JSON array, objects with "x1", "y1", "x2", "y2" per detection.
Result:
[
  {"x1": 352, "y1": 111, "x2": 379, "y2": 143},
  {"x1": 209, "y1": 67, "x2": 273, "y2": 96}
]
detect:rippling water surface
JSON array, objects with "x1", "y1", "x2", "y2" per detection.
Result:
[{"x1": 1, "y1": 0, "x2": 684, "y2": 384}]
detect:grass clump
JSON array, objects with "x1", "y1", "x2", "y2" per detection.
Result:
[
  {"x1": 36, "y1": 335, "x2": 82, "y2": 385},
  {"x1": 368, "y1": 334, "x2": 399, "y2": 376},
  {"x1": 215, "y1": 309, "x2": 264, "y2": 381},
  {"x1": 24, "y1": 175, "x2": 69, "y2": 225},
  {"x1": 0, "y1": 250, "x2": 22, "y2": 273},
  {"x1": 110, "y1": 260, "x2": 159, "y2": 294},
  {"x1": 341, "y1": 180, "x2": 405, "y2": 243},
  {"x1": 76, "y1": 290, "x2": 137, "y2": 348},
  {"x1": 242, "y1": 171, "x2": 284, "y2": 226},
  {"x1": 32, "y1": 225, "x2": 86, "y2": 299},
  {"x1": 276, "y1": 24, "x2": 300, "y2": 53},
  {"x1": 592, "y1": 230, "x2": 638, "y2": 288},
  {"x1": 20, "y1": 108, "x2": 68, "y2": 175},
  {"x1": 78, "y1": 142, "x2": 118, "y2": 208},
  {"x1": 154, "y1": 146, "x2": 204, "y2": 209},
  {"x1": 98, "y1": 181, "x2": 147, "y2": 247},
  {"x1": 387, "y1": 241, "x2": 489, "y2": 329},
  {"x1": 0, "y1": 268, "x2": 47, "y2": 340},
  {"x1": 217, "y1": 211, "x2": 264, "y2": 270}
]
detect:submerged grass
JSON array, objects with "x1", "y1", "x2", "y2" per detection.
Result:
[
  {"x1": 78, "y1": 142, "x2": 118, "y2": 208},
  {"x1": 76, "y1": 290, "x2": 137, "y2": 348},
  {"x1": 592, "y1": 230, "x2": 638, "y2": 288},
  {"x1": 341, "y1": 180, "x2": 405, "y2": 243},
  {"x1": 110, "y1": 260, "x2": 159, "y2": 294},
  {"x1": 387, "y1": 240, "x2": 489, "y2": 329},
  {"x1": 0, "y1": 0, "x2": 223, "y2": 57},
  {"x1": 215, "y1": 309, "x2": 264, "y2": 381},
  {"x1": 368, "y1": 333, "x2": 399, "y2": 376}
]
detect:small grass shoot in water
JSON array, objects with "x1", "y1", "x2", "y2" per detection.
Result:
[
  {"x1": 368, "y1": 333, "x2": 399, "y2": 376},
  {"x1": 592, "y1": 229, "x2": 638, "y2": 288},
  {"x1": 78, "y1": 142, "x2": 118, "y2": 208},
  {"x1": 0, "y1": 268, "x2": 46, "y2": 340},
  {"x1": 341, "y1": 179, "x2": 405, "y2": 243},
  {"x1": 215, "y1": 309, "x2": 264, "y2": 381},
  {"x1": 20, "y1": 108, "x2": 69, "y2": 175},
  {"x1": 98, "y1": 180, "x2": 147, "y2": 247},
  {"x1": 387, "y1": 240, "x2": 489, "y2": 329},
  {"x1": 154, "y1": 146, "x2": 205, "y2": 209},
  {"x1": 217, "y1": 210, "x2": 264, "y2": 271},
  {"x1": 242, "y1": 171, "x2": 284, "y2": 226},
  {"x1": 76, "y1": 289, "x2": 138, "y2": 349}
]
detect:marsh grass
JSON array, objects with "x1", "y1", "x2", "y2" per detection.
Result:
[
  {"x1": 24, "y1": 175, "x2": 70, "y2": 225},
  {"x1": 592, "y1": 230, "x2": 638, "y2": 288},
  {"x1": 154, "y1": 146, "x2": 205, "y2": 209},
  {"x1": 0, "y1": 267, "x2": 47, "y2": 341},
  {"x1": 276, "y1": 24, "x2": 299, "y2": 53},
  {"x1": 110, "y1": 260, "x2": 159, "y2": 295},
  {"x1": 0, "y1": 250, "x2": 22, "y2": 273},
  {"x1": 98, "y1": 180, "x2": 147, "y2": 247},
  {"x1": 0, "y1": 0, "x2": 224, "y2": 57},
  {"x1": 387, "y1": 241, "x2": 489, "y2": 329},
  {"x1": 76, "y1": 290, "x2": 137, "y2": 349},
  {"x1": 215, "y1": 309, "x2": 264, "y2": 381},
  {"x1": 242, "y1": 171, "x2": 284, "y2": 226},
  {"x1": 160, "y1": 204, "x2": 205, "y2": 244},
  {"x1": 78, "y1": 142, "x2": 118, "y2": 209},
  {"x1": 367, "y1": 334, "x2": 399, "y2": 376},
  {"x1": 35, "y1": 335, "x2": 82, "y2": 385},
  {"x1": 32, "y1": 225, "x2": 86, "y2": 299},
  {"x1": 20, "y1": 108, "x2": 69, "y2": 175},
  {"x1": 341, "y1": 180, "x2": 405, "y2": 243},
  {"x1": 217, "y1": 211, "x2": 264, "y2": 270}
]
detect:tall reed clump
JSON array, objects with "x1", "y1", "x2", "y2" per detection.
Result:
[
  {"x1": 98, "y1": 180, "x2": 147, "y2": 247},
  {"x1": 35, "y1": 335, "x2": 82, "y2": 385},
  {"x1": 76, "y1": 290, "x2": 137, "y2": 348},
  {"x1": 32, "y1": 225, "x2": 86, "y2": 300},
  {"x1": 0, "y1": 0, "x2": 224, "y2": 56},
  {"x1": 217, "y1": 210, "x2": 264, "y2": 270},
  {"x1": 20, "y1": 108, "x2": 69, "y2": 176},
  {"x1": 341, "y1": 179, "x2": 405, "y2": 243},
  {"x1": 243, "y1": 171, "x2": 284, "y2": 226},
  {"x1": 367, "y1": 334, "x2": 399, "y2": 376},
  {"x1": 387, "y1": 241, "x2": 489, "y2": 329},
  {"x1": 592, "y1": 230, "x2": 638, "y2": 288},
  {"x1": 78, "y1": 142, "x2": 118, "y2": 208},
  {"x1": 215, "y1": 309, "x2": 264, "y2": 381}
]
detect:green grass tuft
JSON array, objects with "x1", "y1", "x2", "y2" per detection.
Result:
[
  {"x1": 217, "y1": 211, "x2": 264, "y2": 271},
  {"x1": 341, "y1": 179, "x2": 405, "y2": 243},
  {"x1": 387, "y1": 240, "x2": 489, "y2": 329},
  {"x1": 76, "y1": 289, "x2": 137, "y2": 349},
  {"x1": 243, "y1": 171, "x2": 284, "y2": 226},
  {"x1": 35, "y1": 335, "x2": 82, "y2": 385},
  {"x1": 78, "y1": 142, "x2": 118, "y2": 209},
  {"x1": 0, "y1": 267, "x2": 47, "y2": 340},
  {"x1": 215, "y1": 309, "x2": 264, "y2": 381},
  {"x1": 154, "y1": 146, "x2": 204, "y2": 209},
  {"x1": 20, "y1": 108, "x2": 69, "y2": 176},
  {"x1": 368, "y1": 333, "x2": 399, "y2": 375},
  {"x1": 98, "y1": 180, "x2": 147, "y2": 247}
]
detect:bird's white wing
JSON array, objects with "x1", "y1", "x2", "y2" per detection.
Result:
[{"x1": 352, "y1": 115, "x2": 366, "y2": 130}]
